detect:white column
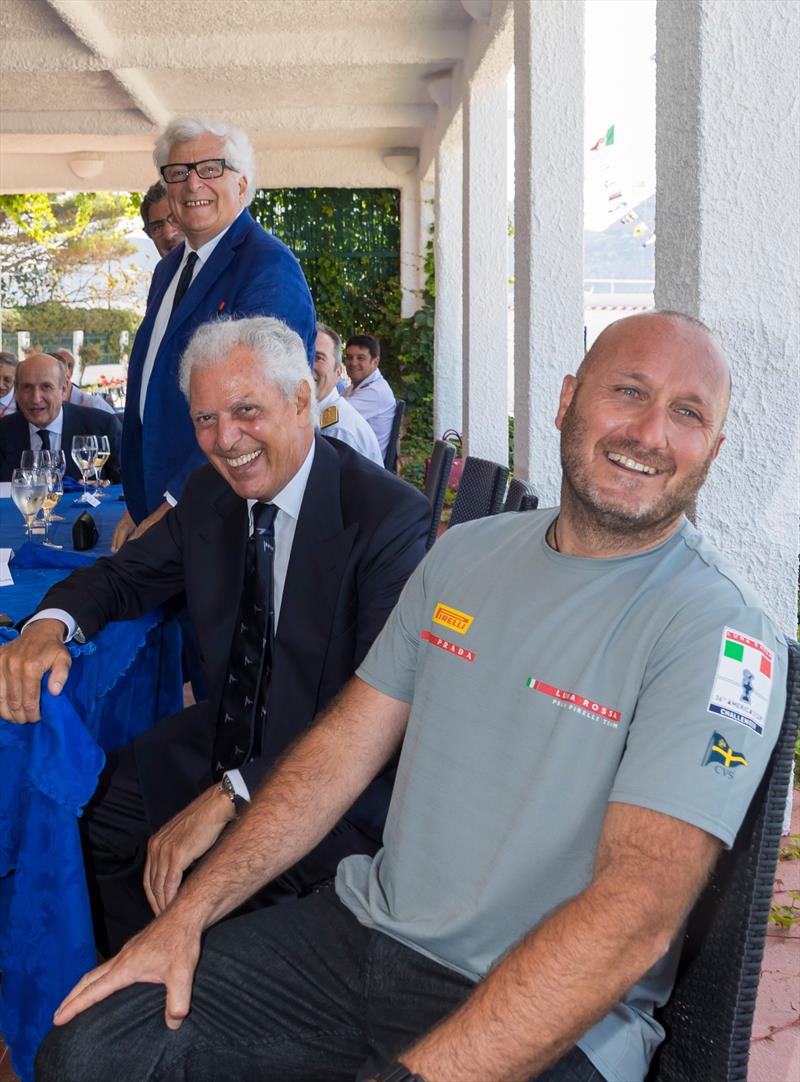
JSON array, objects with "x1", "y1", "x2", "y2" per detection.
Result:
[
  {"x1": 400, "y1": 179, "x2": 432, "y2": 318},
  {"x1": 462, "y1": 75, "x2": 509, "y2": 464},
  {"x1": 514, "y1": 0, "x2": 584, "y2": 500},
  {"x1": 434, "y1": 137, "x2": 463, "y2": 438},
  {"x1": 656, "y1": 0, "x2": 800, "y2": 634}
]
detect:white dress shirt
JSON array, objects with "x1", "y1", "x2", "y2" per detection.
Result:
[
  {"x1": 341, "y1": 368, "x2": 396, "y2": 457},
  {"x1": 317, "y1": 388, "x2": 383, "y2": 465},
  {"x1": 27, "y1": 407, "x2": 64, "y2": 454},
  {"x1": 0, "y1": 389, "x2": 16, "y2": 417}
]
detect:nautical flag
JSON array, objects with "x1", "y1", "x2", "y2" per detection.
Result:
[{"x1": 703, "y1": 731, "x2": 748, "y2": 770}]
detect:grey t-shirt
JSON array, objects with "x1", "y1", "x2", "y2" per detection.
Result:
[{"x1": 336, "y1": 510, "x2": 787, "y2": 1082}]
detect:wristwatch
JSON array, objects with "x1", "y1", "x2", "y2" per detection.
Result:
[
  {"x1": 218, "y1": 772, "x2": 247, "y2": 815},
  {"x1": 373, "y1": 1063, "x2": 427, "y2": 1082}
]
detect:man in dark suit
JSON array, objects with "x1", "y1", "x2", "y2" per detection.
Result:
[
  {"x1": 0, "y1": 317, "x2": 429, "y2": 955},
  {"x1": 0, "y1": 352, "x2": 121, "y2": 482},
  {"x1": 113, "y1": 116, "x2": 316, "y2": 552}
]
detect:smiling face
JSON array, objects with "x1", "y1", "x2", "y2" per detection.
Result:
[
  {"x1": 165, "y1": 133, "x2": 247, "y2": 248},
  {"x1": 15, "y1": 353, "x2": 67, "y2": 428},
  {"x1": 313, "y1": 330, "x2": 342, "y2": 401},
  {"x1": 344, "y1": 344, "x2": 379, "y2": 387},
  {"x1": 555, "y1": 315, "x2": 729, "y2": 549},
  {"x1": 146, "y1": 196, "x2": 185, "y2": 257},
  {"x1": 190, "y1": 345, "x2": 314, "y2": 502}
]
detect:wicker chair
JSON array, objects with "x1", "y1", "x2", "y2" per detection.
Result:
[
  {"x1": 503, "y1": 477, "x2": 539, "y2": 513},
  {"x1": 383, "y1": 399, "x2": 405, "y2": 473},
  {"x1": 448, "y1": 456, "x2": 509, "y2": 528},
  {"x1": 647, "y1": 639, "x2": 800, "y2": 1082},
  {"x1": 423, "y1": 439, "x2": 455, "y2": 550}
]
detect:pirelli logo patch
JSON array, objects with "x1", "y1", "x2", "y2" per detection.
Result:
[
  {"x1": 421, "y1": 630, "x2": 476, "y2": 662},
  {"x1": 432, "y1": 603, "x2": 474, "y2": 635}
]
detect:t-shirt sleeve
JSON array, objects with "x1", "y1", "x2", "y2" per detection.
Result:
[
  {"x1": 356, "y1": 542, "x2": 434, "y2": 703},
  {"x1": 609, "y1": 599, "x2": 788, "y2": 848}
]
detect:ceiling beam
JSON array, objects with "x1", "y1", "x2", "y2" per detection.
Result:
[{"x1": 44, "y1": 0, "x2": 169, "y2": 126}]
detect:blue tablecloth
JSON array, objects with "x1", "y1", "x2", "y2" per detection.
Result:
[{"x1": 0, "y1": 488, "x2": 184, "y2": 1081}]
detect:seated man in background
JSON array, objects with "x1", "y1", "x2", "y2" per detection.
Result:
[
  {"x1": 34, "y1": 312, "x2": 787, "y2": 1082},
  {"x1": 140, "y1": 180, "x2": 185, "y2": 258},
  {"x1": 0, "y1": 352, "x2": 121, "y2": 481},
  {"x1": 52, "y1": 349, "x2": 116, "y2": 415},
  {"x1": 314, "y1": 323, "x2": 383, "y2": 464},
  {"x1": 0, "y1": 351, "x2": 18, "y2": 417},
  {"x1": 342, "y1": 333, "x2": 396, "y2": 458},
  {"x1": 0, "y1": 317, "x2": 429, "y2": 958}
]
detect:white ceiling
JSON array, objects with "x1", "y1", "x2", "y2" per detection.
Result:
[{"x1": 0, "y1": 0, "x2": 508, "y2": 193}]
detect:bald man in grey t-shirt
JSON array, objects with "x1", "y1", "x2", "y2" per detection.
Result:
[{"x1": 38, "y1": 313, "x2": 788, "y2": 1082}]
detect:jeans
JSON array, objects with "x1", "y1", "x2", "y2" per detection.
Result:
[{"x1": 36, "y1": 886, "x2": 603, "y2": 1082}]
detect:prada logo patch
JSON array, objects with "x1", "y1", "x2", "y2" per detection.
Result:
[
  {"x1": 432, "y1": 603, "x2": 474, "y2": 635},
  {"x1": 421, "y1": 630, "x2": 476, "y2": 662}
]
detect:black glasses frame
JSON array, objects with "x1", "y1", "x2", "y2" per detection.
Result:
[{"x1": 159, "y1": 158, "x2": 235, "y2": 184}]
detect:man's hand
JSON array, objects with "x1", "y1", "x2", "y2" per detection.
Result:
[
  {"x1": 111, "y1": 509, "x2": 136, "y2": 552},
  {"x1": 0, "y1": 619, "x2": 71, "y2": 723},
  {"x1": 112, "y1": 502, "x2": 170, "y2": 552},
  {"x1": 144, "y1": 784, "x2": 236, "y2": 916},
  {"x1": 54, "y1": 906, "x2": 202, "y2": 1031}
]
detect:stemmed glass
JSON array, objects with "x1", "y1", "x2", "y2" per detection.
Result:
[
  {"x1": 41, "y1": 468, "x2": 64, "y2": 548},
  {"x1": 11, "y1": 468, "x2": 48, "y2": 541},
  {"x1": 48, "y1": 450, "x2": 68, "y2": 520},
  {"x1": 90, "y1": 435, "x2": 111, "y2": 498},
  {"x1": 71, "y1": 435, "x2": 97, "y2": 504},
  {"x1": 21, "y1": 449, "x2": 51, "y2": 471}
]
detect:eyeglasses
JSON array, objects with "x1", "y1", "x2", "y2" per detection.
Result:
[
  {"x1": 146, "y1": 214, "x2": 178, "y2": 236},
  {"x1": 160, "y1": 158, "x2": 235, "y2": 184}
]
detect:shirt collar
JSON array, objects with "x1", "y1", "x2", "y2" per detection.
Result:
[
  {"x1": 247, "y1": 438, "x2": 315, "y2": 524},
  {"x1": 317, "y1": 387, "x2": 340, "y2": 410},
  {"x1": 0, "y1": 389, "x2": 14, "y2": 407},
  {"x1": 27, "y1": 406, "x2": 64, "y2": 440},
  {"x1": 181, "y1": 207, "x2": 245, "y2": 265},
  {"x1": 353, "y1": 367, "x2": 381, "y2": 391}
]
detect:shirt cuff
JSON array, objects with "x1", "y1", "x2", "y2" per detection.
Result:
[
  {"x1": 223, "y1": 769, "x2": 251, "y2": 803},
  {"x1": 24, "y1": 609, "x2": 78, "y2": 642},
  {"x1": 163, "y1": 491, "x2": 178, "y2": 507}
]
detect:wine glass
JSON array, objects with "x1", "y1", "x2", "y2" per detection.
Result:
[
  {"x1": 71, "y1": 435, "x2": 97, "y2": 503},
  {"x1": 11, "y1": 468, "x2": 48, "y2": 541},
  {"x1": 48, "y1": 450, "x2": 68, "y2": 520},
  {"x1": 41, "y1": 468, "x2": 64, "y2": 548},
  {"x1": 90, "y1": 435, "x2": 111, "y2": 498},
  {"x1": 21, "y1": 449, "x2": 51, "y2": 470}
]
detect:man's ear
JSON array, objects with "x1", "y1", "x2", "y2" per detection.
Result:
[
  {"x1": 710, "y1": 431, "x2": 726, "y2": 461},
  {"x1": 555, "y1": 375, "x2": 578, "y2": 431},
  {"x1": 295, "y1": 380, "x2": 312, "y2": 419}
]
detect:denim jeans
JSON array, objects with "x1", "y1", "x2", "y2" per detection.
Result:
[{"x1": 36, "y1": 886, "x2": 603, "y2": 1082}]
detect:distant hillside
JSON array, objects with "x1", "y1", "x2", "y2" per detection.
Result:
[{"x1": 584, "y1": 194, "x2": 655, "y2": 284}]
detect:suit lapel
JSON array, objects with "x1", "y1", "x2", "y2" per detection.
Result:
[{"x1": 275, "y1": 437, "x2": 358, "y2": 699}]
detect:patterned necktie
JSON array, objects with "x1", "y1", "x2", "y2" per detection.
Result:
[
  {"x1": 171, "y1": 251, "x2": 199, "y2": 316},
  {"x1": 37, "y1": 429, "x2": 52, "y2": 451},
  {"x1": 213, "y1": 502, "x2": 279, "y2": 777}
]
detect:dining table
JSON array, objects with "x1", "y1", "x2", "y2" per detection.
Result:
[{"x1": 0, "y1": 484, "x2": 184, "y2": 1082}]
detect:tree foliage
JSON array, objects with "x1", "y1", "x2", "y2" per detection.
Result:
[{"x1": 0, "y1": 191, "x2": 145, "y2": 308}]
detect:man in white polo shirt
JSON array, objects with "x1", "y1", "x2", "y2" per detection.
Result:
[{"x1": 314, "y1": 324, "x2": 382, "y2": 465}]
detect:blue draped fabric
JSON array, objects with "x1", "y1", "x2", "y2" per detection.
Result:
[{"x1": 0, "y1": 489, "x2": 184, "y2": 1081}]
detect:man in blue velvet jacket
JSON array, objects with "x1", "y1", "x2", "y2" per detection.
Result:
[{"x1": 113, "y1": 116, "x2": 315, "y2": 550}]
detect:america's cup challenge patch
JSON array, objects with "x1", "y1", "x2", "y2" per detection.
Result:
[{"x1": 707, "y1": 627, "x2": 773, "y2": 736}]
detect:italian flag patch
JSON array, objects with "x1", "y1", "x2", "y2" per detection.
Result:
[{"x1": 707, "y1": 627, "x2": 773, "y2": 736}]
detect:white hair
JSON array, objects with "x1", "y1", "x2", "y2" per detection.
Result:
[
  {"x1": 179, "y1": 317, "x2": 318, "y2": 423},
  {"x1": 154, "y1": 116, "x2": 257, "y2": 204}
]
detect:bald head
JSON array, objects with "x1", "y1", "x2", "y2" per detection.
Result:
[
  {"x1": 15, "y1": 353, "x2": 67, "y2": 428},
  {"x1": 578, "y1": 312, "x2": 731, "y2": 430}
]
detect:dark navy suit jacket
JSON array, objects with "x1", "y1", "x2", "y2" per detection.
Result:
[
  {"x1": 39, "y1": 436, "x2": 431, "y2": 877},
  {"x1": 123, "y1": 209, "x2": 316, "y2": 523},
  {"x1": 0, "y1": 403, "x2": 122, "y2": 483}
]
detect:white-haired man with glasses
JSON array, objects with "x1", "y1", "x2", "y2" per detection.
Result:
[{"x1": 113, "y1": 116, "x2": 316, "y2": 552}]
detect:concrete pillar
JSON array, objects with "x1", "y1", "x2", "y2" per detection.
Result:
[
  {"x1": 399, "y1": 179, "x2": 432, "y2": 318},
  {"x1": 656, "y1": 0, "x2": 800, "y2": 634},
  {"x1": 462, "y1": 75, "x2": 509, "y2": 464},
  {"x1": 433, "y1": 137, "x2": 463, "y2": 438},
  {"x1": 514, "y1": 0, "x2": 584, "y2": 500}
]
